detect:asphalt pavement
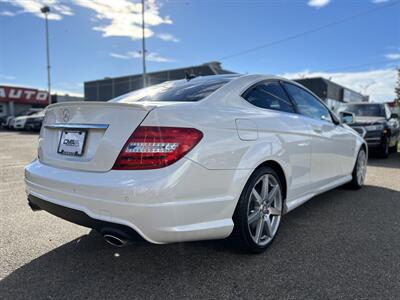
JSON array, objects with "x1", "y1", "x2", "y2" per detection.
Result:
[{"x1": 1, "y1": 130, "x2": 399, "y2": 299}]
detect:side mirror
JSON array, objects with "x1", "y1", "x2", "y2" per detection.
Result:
[
  {"x1": 339, "y1": 111, "x2": 355, "y2": 125},
  {"x1": 390, "y1": 113, "x2": 399, "y2": 119}
]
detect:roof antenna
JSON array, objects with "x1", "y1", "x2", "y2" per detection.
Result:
[{"x1": 185, "y1": 71, "x2": 197, "y2": 81}]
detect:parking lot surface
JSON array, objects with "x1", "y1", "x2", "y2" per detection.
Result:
[{"x1": 1, "y1": 130, "x2": 399, "y2": 299}]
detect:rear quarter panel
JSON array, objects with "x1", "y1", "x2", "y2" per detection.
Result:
[{"x1": 142, "y1": 97, "x2": 313, "y2": 201}]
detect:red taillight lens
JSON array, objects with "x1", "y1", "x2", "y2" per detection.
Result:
[{"x1": 113, "y1": 126, "x2": 203, "y2": 170}]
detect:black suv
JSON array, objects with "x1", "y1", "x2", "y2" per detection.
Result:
[{"x1": 338, "y1": 103, "x2": 399, "y2": 158}]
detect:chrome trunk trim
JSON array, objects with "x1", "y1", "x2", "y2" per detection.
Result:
[{"x1": 45, "y1": 123, "x2": 109, "y2": 130}]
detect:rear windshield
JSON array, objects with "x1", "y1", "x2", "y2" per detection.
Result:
[
  {"x1": 339, "y1": 104, "x2": 385, "y2": 117},
  {"x1": 110, "y1": 75, "x2": 238, "y2": 103}
]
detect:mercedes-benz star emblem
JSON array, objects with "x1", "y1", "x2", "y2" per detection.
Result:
[{"x1": 62, "y1": 109, "x2": 71, "y2": 122}]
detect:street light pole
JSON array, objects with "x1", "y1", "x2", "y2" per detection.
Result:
[
  {"x1": 41, "y1": 6, "x2": 51, "y2": 104},
  {"x1": 141, "y1": 0, "x2": 147, "y2": 88}
]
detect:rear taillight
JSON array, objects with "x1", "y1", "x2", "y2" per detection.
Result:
[{"x1": 112, "y1": 126, "x2": 203, "y2": 170}]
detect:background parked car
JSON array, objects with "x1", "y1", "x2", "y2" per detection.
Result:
[
  {"x1": 4, "y1": 109, "x2": 42, "y2": 130},
  {"x1": 23, "y1": 110, "x2": 45, "y2": 131},
  {"x1": 338, "y1": 103, "x2": 399, "y2": 158},
  {"x1": 13, "y1": 115, "x2": 29, "y2": 130},
  {"x1": 1, "y1": 115, "x2": 17, "y2": 129},
  {"x1": 0, "y1": 115, "x2": 8, "y2": 128}
]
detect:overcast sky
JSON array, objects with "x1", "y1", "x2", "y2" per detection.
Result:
[{"x1": 0, "y1": 0, "x2": 399, "y2": 102}]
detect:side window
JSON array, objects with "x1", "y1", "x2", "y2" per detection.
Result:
[
  {"x1": 243, "y1": 81, "x2": 294, "y2": 113},
  {"x1": 283, "y1": 83, "x2": 332, "y2": 123}
]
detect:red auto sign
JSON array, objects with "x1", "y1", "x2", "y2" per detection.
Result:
[{"x1": 0, "y1": 85, "x2": 49, "y2": 105}]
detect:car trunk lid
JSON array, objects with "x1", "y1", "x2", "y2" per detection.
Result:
[{"x1": 39, "y1": 102, "x2": 155, "y2": 172}]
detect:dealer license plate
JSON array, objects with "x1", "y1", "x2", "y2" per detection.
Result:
[{"x1": 57, "y1": 130, "x2": 87, "y2": 156}]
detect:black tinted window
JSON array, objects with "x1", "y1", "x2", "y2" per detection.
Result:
[
  {"x1": 243, "y1": 81, "x2": 294, "y2": 113},
  {"x1": 283, "y1": 83, "x2": 332, "y2": 122},
  {"x1": 110, "y1": 75, "x2": 238, "y2": 103}
]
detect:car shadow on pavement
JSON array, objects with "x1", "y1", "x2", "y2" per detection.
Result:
[
  {"x1": 1, "y1": 185, "x2": 400, "y2": 299},
  {"x1": 368, "y1": 152, "x2": 400, "y2": 169}
]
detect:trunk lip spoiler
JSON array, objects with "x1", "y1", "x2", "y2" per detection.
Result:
[
  {"x1": 46, "y1": 101, "x2": 156, "y2": 111},
  {"x1": 45, "y1": 123, "x2": 109, "y2": 130}
]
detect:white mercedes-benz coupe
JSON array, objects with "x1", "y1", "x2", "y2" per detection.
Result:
[{"x1": 25, "y1": 74, "x2": 367, "y2": 253}]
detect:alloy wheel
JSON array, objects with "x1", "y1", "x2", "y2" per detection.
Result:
[{"x1": 247, "y1": 174, "x2": 282, "y2": 246}]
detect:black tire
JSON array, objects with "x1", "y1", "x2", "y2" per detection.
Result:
[
  {"x1": 389, "y1": 141, "x2": 398, "y2": 153},
  {"x1": 232, "y1": 166, "x2": 283, "y2": 254},
  {"x1": 349, "y1": 148, "x2": 367, "y2": 189},
  {"x1": 379, "y1": 137, "x2": 390, "y2": 158}
]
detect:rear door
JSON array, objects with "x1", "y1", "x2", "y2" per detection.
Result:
[{"x1": 282, "y1": 82, "x2": 350, "y2": 187}]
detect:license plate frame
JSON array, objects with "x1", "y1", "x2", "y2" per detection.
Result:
[{"x1": 57, "y1": 130, "x2": 87, "y2": 156}]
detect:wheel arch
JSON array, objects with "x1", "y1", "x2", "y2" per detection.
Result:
[
  {"x1": 360, "y1": 141, "x2": 367, "y2": 153},
  {"x1": 253, "y1": 160, "x2": 288, "y2": 202},
  {"x1": 352, "y1": 140, "x2": 368, "y2": 171},
  {"x1": 232, "y1": 159, "x2": 288, "y2": 220},
  {"x1": 358, "y1": 140, "x2": 368, "y2": 159}
]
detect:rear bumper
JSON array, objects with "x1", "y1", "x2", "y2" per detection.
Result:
[
  {"x1": 25, "y1": 159, "x2": 249, "y2": 244},
  {"x1": 28, "y1": 194, "x2": 143, "y2": 240}
]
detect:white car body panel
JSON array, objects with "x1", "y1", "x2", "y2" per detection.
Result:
[
  {"x1": 25, "y1": 74, "x2": 366, "y2": 244},
  {"x1": 26, "y1": 158, "x2": 249, "y2": 243},
  {"x1": 13, "y1": 116, "x2": 28, "y2": 129}
]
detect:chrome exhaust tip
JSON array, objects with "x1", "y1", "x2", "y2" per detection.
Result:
[{"x1": 103, "y1": 233, "x2": 129, "y2": 247}]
